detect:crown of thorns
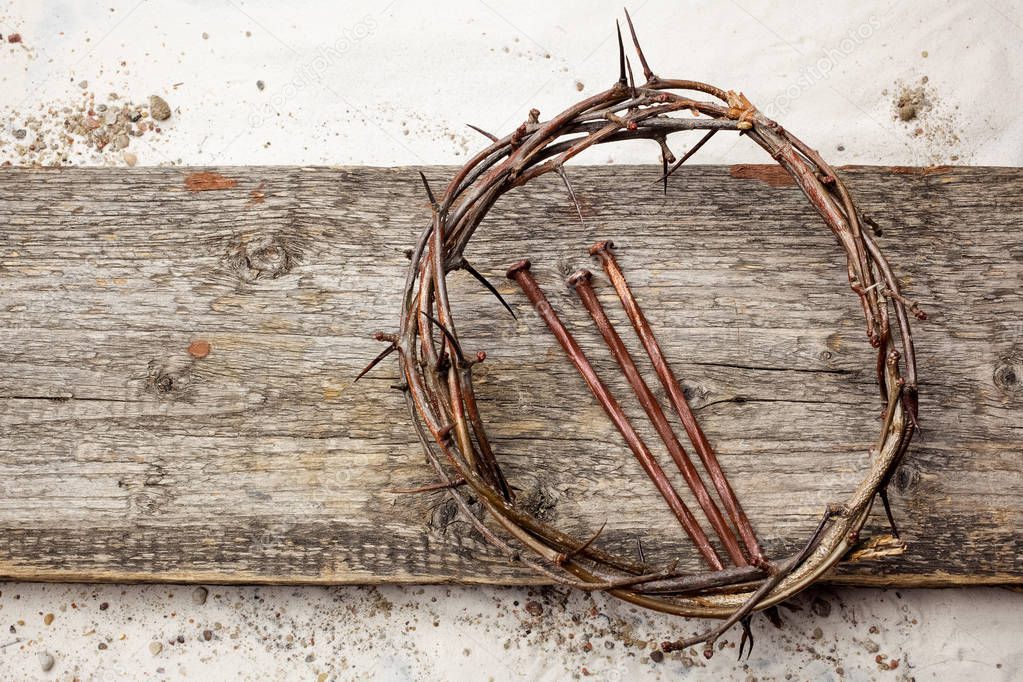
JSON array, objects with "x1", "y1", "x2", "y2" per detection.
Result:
[{"x1": 361, "y1": 11, "x2": 923, "y2": 658}]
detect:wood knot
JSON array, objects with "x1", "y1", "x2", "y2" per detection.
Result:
[
  {"x1": 993, "y1": 354, "x2": 1022, "y2": 394},
  {"x1": 429, "y1": 498, "x2": 459, "y2": 534},
  {"x1": 681, "y1": 381, "x2": 710, "y2": 407},
  {"x1": 151, "y1": 370, "x2": 175, "y2": 394},
  {"x1": 145, "y1": 360, "x2": 193, "y2": 399},
  {"x1": 893, "y1": 465, "x2": 920, "y2": 494},
  {"x1": 126, "y1": 464, "x2": 171, "y2": 516},
  {"x1": 519, "y1": 483, "x2": 558, "y2": 523},
  {"x1": 225, "y1": 234, "x2": 296, "y2": 282}
]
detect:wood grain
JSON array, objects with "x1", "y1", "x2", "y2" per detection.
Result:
[{"x1": 0, "y1": 164, "x2": 1019, "y2": 587}]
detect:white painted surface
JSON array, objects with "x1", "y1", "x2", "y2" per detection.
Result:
[{"x1": 1, "y1": 0, "x2": 1021, "y2": 679}]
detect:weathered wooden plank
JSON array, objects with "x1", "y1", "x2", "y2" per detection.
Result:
[{"x1": 0, "y1": 164, "x2": 1019, "y2": 587}]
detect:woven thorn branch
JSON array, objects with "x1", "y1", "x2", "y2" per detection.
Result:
[{"x1": 362, "y1": 10, "x2": 924, "y2": 657}]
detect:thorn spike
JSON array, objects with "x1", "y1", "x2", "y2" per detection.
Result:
[
  {"x1": 466, "y1": 123, "x2": 498, "y2": 142},
  {"x1": 555, "y1": 165, "x2": 585, "y2": 224},
  {"x1": 625, "y1": 56, "x2": 636, "y2": 96},
  {"x1": 461, "y1": 260, "x2": 517, "y2": 319},
  {"x1": 616, "y1": 20, "x2": 627, "y2": 86},
  {"x1": 560, "y1": 521, "x2": 608, "y2": 565},
  {"x1": 738, "y1": 616, "x2": 754, "y2": 660},
  {"x1": 655, "y1": 129, "x2": 718, "y2": 185},
  {"x1": 420, "y1": 310, "x2": 465, "y2": 362},
  {"x1": 623, "y1": 8, "x2": 654, "y2": 81},
  {"x1": 418, "y1": 170, "x2": 437, "y2": 207},
  {"x1": 355, "y1": 343, "x2": 397, "y2": 382},
  {"x1": 878, "y1": 487, "x2": 900, "y2": 538}
]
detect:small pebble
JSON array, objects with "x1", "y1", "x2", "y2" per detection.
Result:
[
  {"x1": 13, "y1": 129, "x2": 27, "y2": 139},
  {"x1": 650, "y1": 650, "x2": 664, "y2": 663},
  {"x1": 863, "y1": 639, "x2": 880, "y2": 653},
  {"x1": 192, "y1": 585, "x2": 209, "y2": 604},
  {"x1": 122, "y1": 152, "x2": 137, "y2": 166},
  {"x1": 114, "y1": 134, "x2": 130, "y2": 149},
  {"x1": 203, "y1": 629, "x2": 213, "y2": 641},
  {"x1": 149, "y1": 95, "x2": 172, "y2": 121},
  {"x1": 99, "y1": 602, "x2": 109, "y2": 611},
  {"x1": 898, "y1": 103, "x2": 917, "y2": 122},
  {"x1": 149, "y1": 641, "x2": 163, "y2": 656},
  {"x1": 78, "y1": 80, "x2": 88, "y2": 90},
  {"x1": 524, "y1": 601, "x2": 543, "y2": 617},
  {"x1": 8, "y1": 33, "x2": 22, "y2": 44},
  {"x1": 810, "y1": 596, "x2": 832, "y2": 618},
  {"x1": 38, "y1": 651, "x2": 55, "y2": 672},
  {"x1": 202, "y1": 32, "x2": 209, "y2": 40},
  {"x1": 98, "y1": 642, "x2": 107, "y2": 650},
  {"x1": 256, "y1": 80, "x2": 265, "y2": 91},
  {"x1": 812, "y1": 626, "x2": 823, "y2": 640},
  {"x1": 43, "y1": 613, "x2": 54, "y2": 625}
]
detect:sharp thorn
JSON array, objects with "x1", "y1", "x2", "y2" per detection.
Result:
[
  {"x1": 661, "y1": 156, "x2": 668, "y2": 195},
  {"x1": 561, "y1": 521, "x2": 608, "y2": 565},
  {"x1": 419, "y1": 310, "x2": 465, "y2": 362},
  {"x1": 466, "y1": 123, "x2": 498, "y2": 142},
  {"x1": 655, "y1": 129, "x2": 718, "y2": 184},
  {"x1": 616, "y1": 20, "x2": 627, "y2": 86},
  {"x1": 623, "y1": 7, "x2": 654, "y2": 81},
  {"x1": 387, "y1": 478, "x2": 467, "y2": 495},
  {"x1": 625, "y1": 55, "x2": 636, "y2": 96},
  {"x1": 418, "y1": 170, "x2": 437, "y2": 208},
  {"x1": 878, "y1": 486, "x2": 900, "y2": 538},
  {"x1": 555, "y1": 165, "x2": 585, "y2": 224},
  {"x1": 355, "y1": 343, "x2": 397, "y2": 382},
  {"x1": 738, "y1": 616, "x2": 754, "y2": 660},
  {"x1": 637, "y1": 537, "x2": 646, "y2": 564},
  {"x1": 461, "y1": 260, "x2": 517, "y2": 319}
]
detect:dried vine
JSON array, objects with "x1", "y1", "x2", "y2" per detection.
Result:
[{"x1": 364, "y1": 11, "x2": 922, "y2": 657}]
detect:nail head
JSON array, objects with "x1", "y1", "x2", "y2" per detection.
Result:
[
  {"x1": 566, "y1": 269, "x2": 593, "y2": 287},
  {"x1": 506, "y1": 259, "x2": 532, "y2": 279}
]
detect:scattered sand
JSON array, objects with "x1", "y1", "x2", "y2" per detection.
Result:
[
  {"x1": 1, "y1": 89, "x2": 172, "y2": 167},
  {"x1": 888, "y1": 76, "x2": 964, "y2": 164}
]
